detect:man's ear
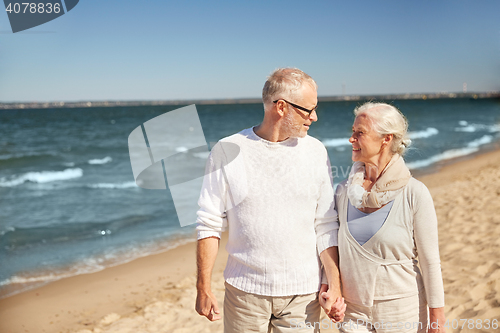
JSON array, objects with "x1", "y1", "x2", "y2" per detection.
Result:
[{"x1": 274, "y1": 100, "x2": 287, "y2": 117}]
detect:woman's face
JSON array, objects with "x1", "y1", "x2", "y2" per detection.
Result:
[{"x1": 349, "y1": 115, "x2": 385, "y2": 164}]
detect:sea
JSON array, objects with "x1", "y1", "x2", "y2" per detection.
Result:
[{"x1": 1, "y1": 98, "x2": 499, "y2": 299}]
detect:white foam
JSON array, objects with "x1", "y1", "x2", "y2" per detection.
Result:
[
  {"x1": 455, "y1": 126, "x2": 476, "y2": 132},
  {"x1": 193, "y1": 151, "x2": 210, "y2": 159},
  {"x1": 0, "y1": 152, "x2": 56, "y2": 161},
  {"x1": 88, "y1": 181, "x2": 138, "y2": 189},
  {"x1": 322, "y1": 138, "x2": 350, "y2": 147},
  {"x1": 88, "y1": 156, "x2": 112, "y2": 165},
  {"x1": 407, "y1": 135, "x2": 494, "y2": 169},
  {"x1": 490, "y1": 124, "x2": 500, "y2": 133},
  {"x1": 468, "y1": 135, "x2": 493, "y2": 148},
  {"x1": 0, "y1": 168, "x2": 83, "y2": 187},
  {"x1": 0, "y1": 226, "x2": 15, "y2": 236},
  {"x1": 458, "y1": 120, "x2": 468, "y2": 126},
  {"x1": 175, "y1": 147, "x2": 188, "y2": 153},
  {"x1": 455, "y1": 123, "x2": 500, "y2": 133},
  {"x1": 0, "y1": 258, "x2": 106, "y2": 287},
  {"x1": 0, "y1": 236, "x2": 197, "y2": 298},
  {"x1": 407, "y1": 148, "x2": 478, "y2": 169},
  {"x1": 407, "y1": 128, "x2": 439, "y2": 139}
]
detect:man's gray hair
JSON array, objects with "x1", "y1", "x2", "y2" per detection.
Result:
[
  {"x1": 262, "y1": 68, "x2": 317, "y2": 111},
  {"x1": 354, "y1": 102, "x2": 411, "y2": 156}
]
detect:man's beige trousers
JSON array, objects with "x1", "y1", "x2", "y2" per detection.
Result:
[{"x1": 223, "y1": 282, "x2": 321, "y2": 333}]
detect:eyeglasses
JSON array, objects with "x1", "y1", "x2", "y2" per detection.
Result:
[{"x1": 273, "y1": 99, "x2": 318, "y2": 115}]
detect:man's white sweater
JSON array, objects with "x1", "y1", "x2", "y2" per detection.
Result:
[{"x1": 196, "y1": 127, "x2": 338, "y2": 297}]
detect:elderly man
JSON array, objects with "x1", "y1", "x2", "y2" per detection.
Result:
[{"x1": 195, "y1": 68, "x2": 344, "y2": 332}]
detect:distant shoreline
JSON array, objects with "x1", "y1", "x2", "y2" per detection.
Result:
[{"x1": 1, "y1": 91, "x2": 499, "y2": 110}]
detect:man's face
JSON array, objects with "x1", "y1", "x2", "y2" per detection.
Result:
[{"x1": 282, "y1": 84, "x2": 318, "y2": 138}]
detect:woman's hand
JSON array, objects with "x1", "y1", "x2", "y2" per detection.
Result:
[
  {"x1": 428, "y1": 307, "x2": 446, "y2": 333},
  {"x1": 319, "y1": 283, "x2": 346, "y2": 322}
]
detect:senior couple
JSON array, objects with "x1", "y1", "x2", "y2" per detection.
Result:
[{"x1": 195, "y1": 68, "x2": 446, "y2": 333}]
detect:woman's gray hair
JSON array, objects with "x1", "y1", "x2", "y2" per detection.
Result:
[
  {"x1": 354, "y1": 102, "x2": 412, "y2": 156},
  {"x1": 262, "y1": 68, "x2": 317, "y2": 111}
]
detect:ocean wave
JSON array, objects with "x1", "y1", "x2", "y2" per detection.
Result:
[
  {"x1": 0, "y1": 152, "x2": 59, "y2": 170},
  {"x1": 88, "y1": 156, "x2": 112, "y2": 165},
  {"x1": 0, "y1": 262, "x2": 105, "y2": 287},
  {"x1": 407, "y1": 127, "x2": 439, "y2": 139},
  {"x1": 455, "y1": 123, "x2": 500, "y2": 133},
  {"x1": 407, "y1": 135, "x2": 494, "y2": 169},
  {"x1": 406, "y1": 148, "x2": 478, "y2": 169},
  {"x1": 0, "y1": 236, "x2": 196, "y2": 298},
  {"x1": 467, "y1": 135, "x2": 494, "y2": 148},
  {"x1": 455, "y1": 125, "x2": 476, "y2": 132},
  {"x1": 0, "y1": 215, "x2": 154, "y2": 251},
  {"x1": 0, "y1": 152, "x2": 57, "y2": 161},
  {"x1": 0, "y1": 168, "x2": 83, "y2": 187},
  {"x1": 0, "y1": 226, "x2": 15, "y2": 236},
  {"x1": 484, "y1": 124, "x2": 498, "y2": 133},
  {"x1": 322, "y1": 138, "x2": 350, "y2": 147},
  {"x1": 193, "y1": 151, "x2": 210, "y2": 159},
  {"x1": 88, "y1": 181, "x2": 138, "y2": 189}
]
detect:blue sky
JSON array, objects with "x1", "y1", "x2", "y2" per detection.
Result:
[{"x1": 1, "y1": 0, "x2": 499, "y2": 102}]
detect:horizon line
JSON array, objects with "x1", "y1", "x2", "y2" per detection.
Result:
[{"x1": 1, "y1": 91, "x2": 499, "y2": 110}]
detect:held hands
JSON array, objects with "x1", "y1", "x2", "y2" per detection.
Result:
[
  {"x1": 195, "y1": 289, "x2": 221, "y2": 321},
  {"x1": 319, "y1": 283, "x2": 346, "y2": 323}
]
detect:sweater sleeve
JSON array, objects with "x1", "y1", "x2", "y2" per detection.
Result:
[
  {"x1": 196, "y1": 144, "x2": 228, "y2": 240},
  {"x1": 315, "y1": 151, "x2": 339, "y2": 255},
  {"x1": 413, "y1": 182, "x2": 445, "y2": 308}
]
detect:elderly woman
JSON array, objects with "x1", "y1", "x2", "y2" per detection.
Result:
[{"x1": 325, "y1": 102, "x2": 446, "y2": 333}]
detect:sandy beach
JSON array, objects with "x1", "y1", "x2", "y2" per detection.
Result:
[{"x1": 1, "y1": 147, "x2": 500, "y2": 333}]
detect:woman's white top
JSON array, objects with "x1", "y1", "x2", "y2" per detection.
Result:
[{"x1": 336, "y1": 178, "x2": 445, "y2": 308}]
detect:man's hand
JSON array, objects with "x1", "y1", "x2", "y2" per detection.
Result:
[
  {"x1": 195, "y1": 289, "x2": 221, "y2": 321},
  {"x1": 319, "y1": 284, "x2": 334, "y2": 313},
  {"x1": 196, "y1": 237, "x2": 220, "y2": 321},
  {"x1": 319, "y1": 283, "x2": 346, "y2": 323},
  {"x1": 318, "y1": 247, "x2": 345, "y2": 321}
]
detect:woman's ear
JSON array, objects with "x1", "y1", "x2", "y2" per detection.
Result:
[{"x1": 383, "y1": 134, "x2": 393, "y2": 146}]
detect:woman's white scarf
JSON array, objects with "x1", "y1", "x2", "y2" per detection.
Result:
[{"x1": 347, "y1": 154, "x2": 412, "y2": 209}]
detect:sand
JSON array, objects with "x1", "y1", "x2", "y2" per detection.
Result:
[
  {"x1": 1, "y1": 148, "x2": 500, "y2": 333},
  {"x1": 417, "y1": 149, "x2": 500, "y2": 332}
]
